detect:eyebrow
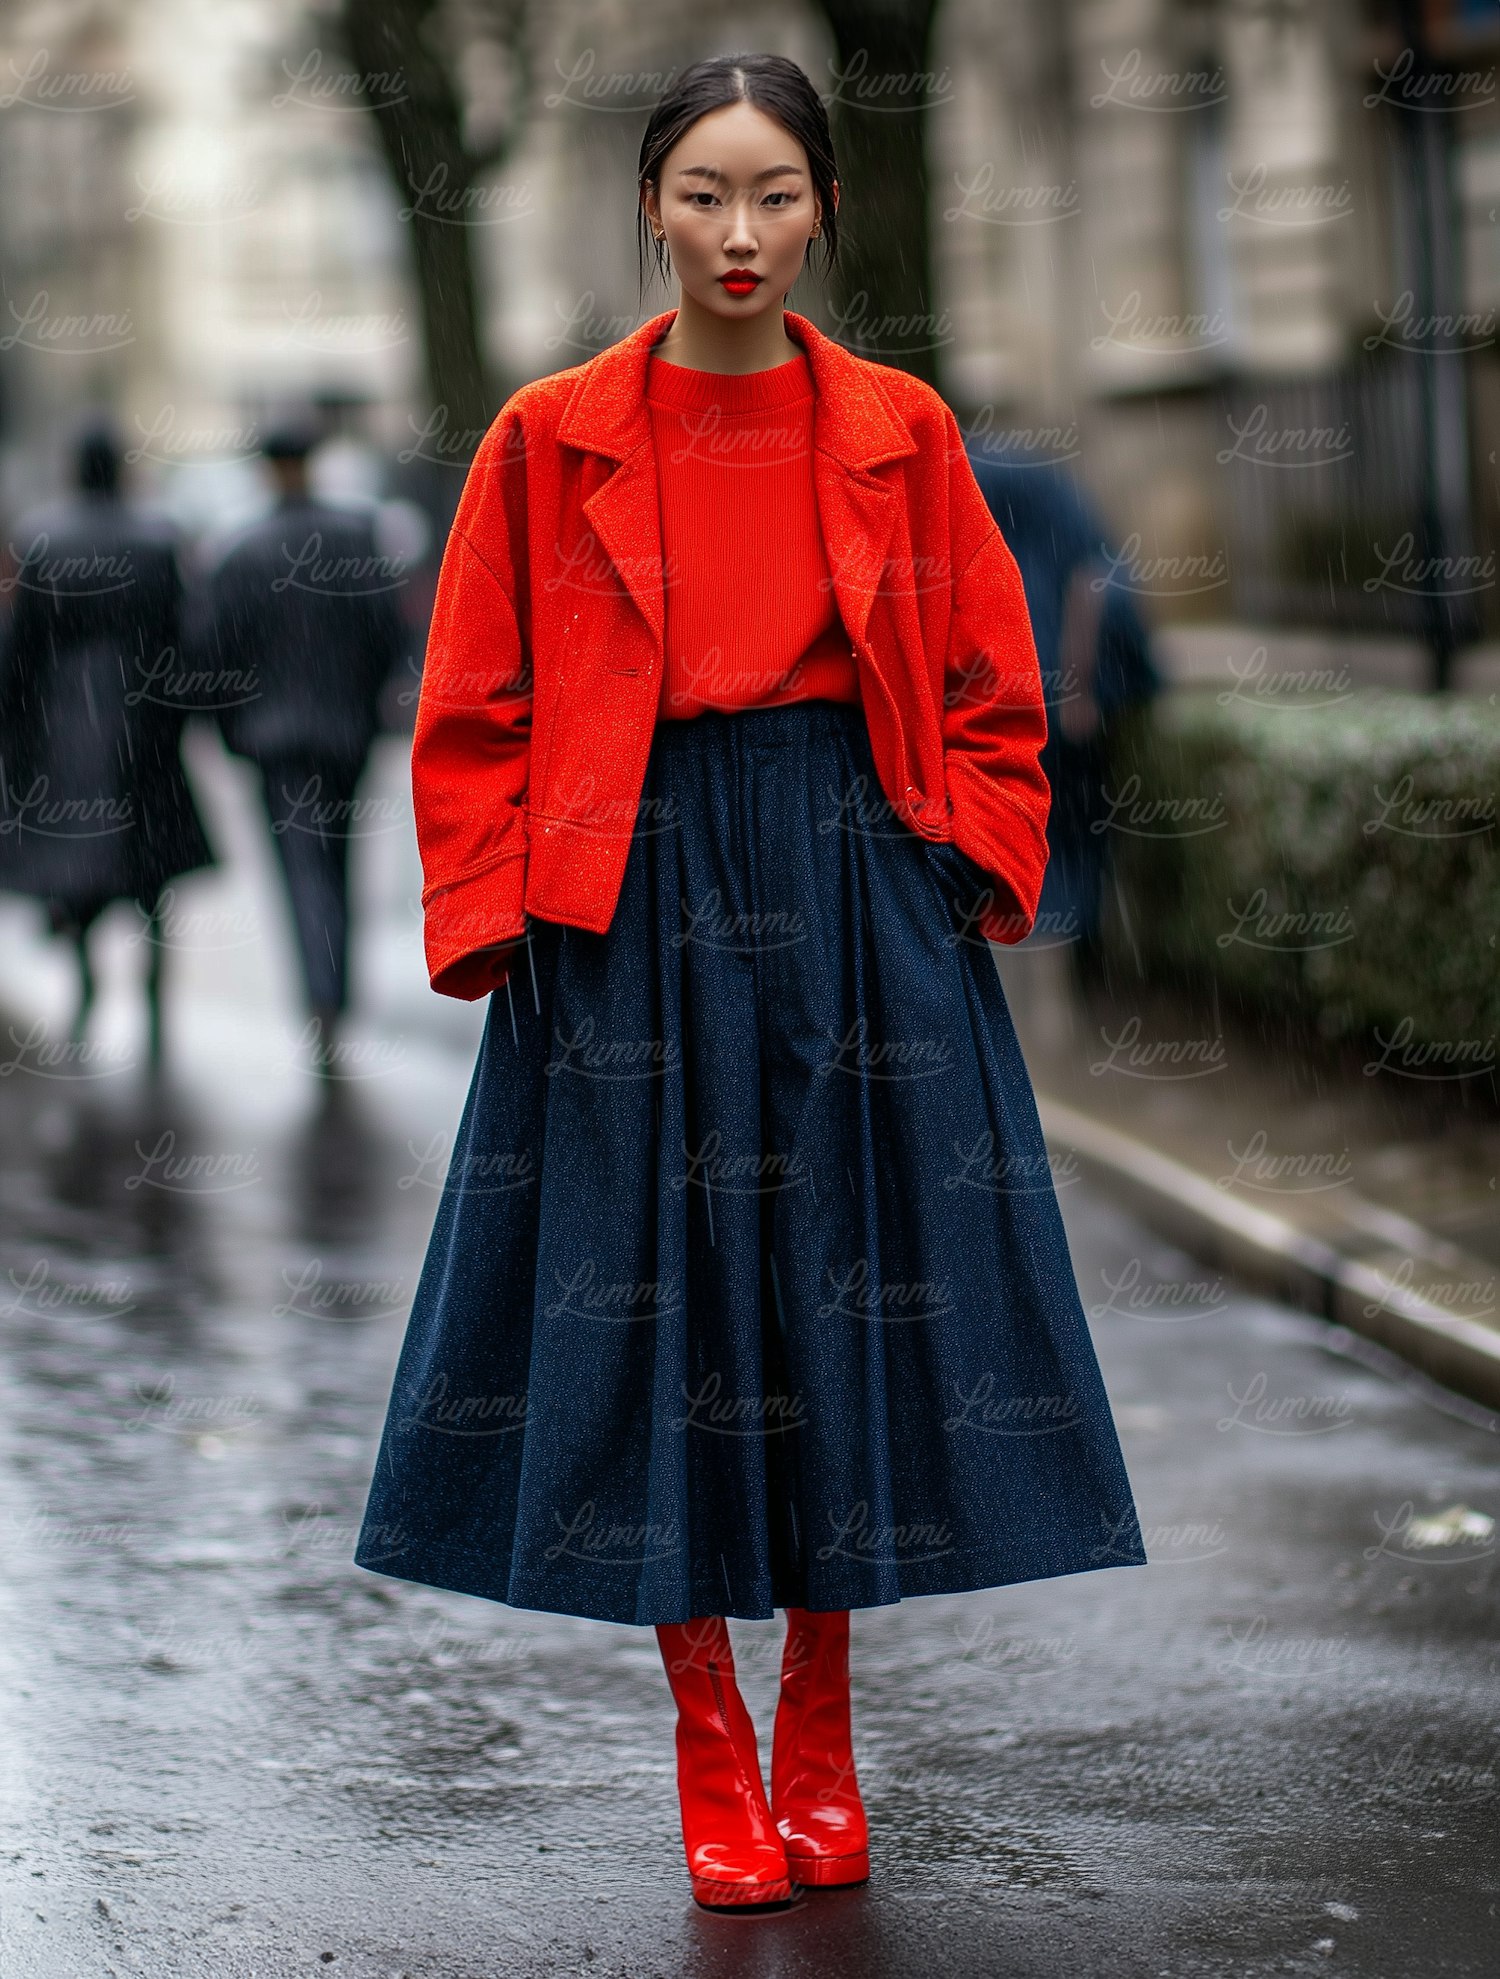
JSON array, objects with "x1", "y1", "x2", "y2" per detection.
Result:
[{"x1": 674, "y1": 164, "x2": 804, "y2": 184}]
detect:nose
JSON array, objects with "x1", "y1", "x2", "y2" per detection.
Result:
[{"x1": 723, "y1": 196, "x2": 758, "y2": 255}]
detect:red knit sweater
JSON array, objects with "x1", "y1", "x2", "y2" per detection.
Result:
[{"x1": 645, "y1": 349, "x2": 861, "y2": 720}]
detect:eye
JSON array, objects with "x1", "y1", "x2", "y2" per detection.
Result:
[
  {"x1": 764, "y1": 192, "x2": 794, "y2": 207},
  {"x1": 688, "y1": 192, "x2": 719, "y2": 207}
]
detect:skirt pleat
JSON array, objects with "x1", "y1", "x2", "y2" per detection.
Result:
[{"x1": 356, "y1": 699, "x2": 1147, "y2": 1623}]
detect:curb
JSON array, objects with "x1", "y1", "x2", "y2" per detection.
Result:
[{"x1": 1037, "y1": 1093, "x2": 1500, "y2": 1416}]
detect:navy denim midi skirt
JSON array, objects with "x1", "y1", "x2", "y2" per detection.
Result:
[{"x1": 355, "y1": 698, "x2": 1147, "y2": 1625}]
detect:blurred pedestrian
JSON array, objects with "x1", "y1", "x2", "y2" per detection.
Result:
[
  {"x1": 0, "y1": 415, "x2": 214, "y2": 1063},
  {"x1": 192, "y1": 417, "x2": 409, "y2": 1070},
  {"x1": 965, "y1": 444, "x2": 1161, "y2": 988}
]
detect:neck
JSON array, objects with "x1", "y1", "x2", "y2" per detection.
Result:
[{"x1": 651, "y1": 293, "x2": 801, "y2": 375}]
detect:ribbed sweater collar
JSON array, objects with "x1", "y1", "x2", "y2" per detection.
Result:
[{"x1": 645, "y1": 348, "x2": 813, "y2": 415}]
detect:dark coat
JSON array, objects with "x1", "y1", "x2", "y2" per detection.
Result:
[
  {"x1": 964, "y1": 449, "x2": 1159, "y2": 741},
  {"x1": 193, "y1": 496, "x2": 410, "y2": 766},
  {"x1": 0, "y1": 492, "x2": 214, "y2": 917},
  {"x1": 965, "y1": 448, "x2": 1160, "y2": 940}
]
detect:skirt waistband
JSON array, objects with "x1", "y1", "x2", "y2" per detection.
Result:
[{"x1": 655, "y1": 696, "x2": 864, "y2": 748}]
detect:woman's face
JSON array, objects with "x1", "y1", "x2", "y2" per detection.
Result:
[{"x1": 643, "y1": 100, "x2": 834, "y2": 321}]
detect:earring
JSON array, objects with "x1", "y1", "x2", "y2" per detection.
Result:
[{"x1": 810, "y1": 225, "x2": 821, "y2": 238}]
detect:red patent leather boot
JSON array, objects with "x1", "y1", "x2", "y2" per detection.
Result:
[
  {"x1": 655, "y1": 1616, "x2": 794, "y2": 1911},
  {"x1": 771, "y1": 1606, "x2": 870, "y2": 1887}
]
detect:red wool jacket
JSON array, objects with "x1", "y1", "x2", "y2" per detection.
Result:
[{"x1": 413, "y1": 306, "x2": 1051, "y2": 998}]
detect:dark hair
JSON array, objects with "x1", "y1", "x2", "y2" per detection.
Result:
[
  {"x1": 636, "y1": 53, "x2": 839, "y2": 302},
  {"x1": 261, "y1": 412, "x2": 320, "y2": 462}
]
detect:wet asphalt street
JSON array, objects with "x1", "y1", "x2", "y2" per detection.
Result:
[{"x1": 1, "y1": 735, "x2": 1497, "y2": 1978}]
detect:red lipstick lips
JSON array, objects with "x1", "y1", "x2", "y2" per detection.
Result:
[{"x1": 718, "y1": 271, "x2": 763, "y2": 296}]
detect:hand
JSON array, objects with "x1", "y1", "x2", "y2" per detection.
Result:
[{"x1": 1058, "y1": 692, "x2": 1102, "y2": 746}]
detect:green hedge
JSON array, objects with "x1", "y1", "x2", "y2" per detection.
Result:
[{"x1": 1108, "y1": 689, "x2": 1500, "y2": 1048}]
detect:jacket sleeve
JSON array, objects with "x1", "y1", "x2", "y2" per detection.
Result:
[
  {"x1": 937, "y1": 408, "x2": 1052, "y2": 944},
  {"x1": 411, "y1": 401, "x2": 534, "y2": 999}
]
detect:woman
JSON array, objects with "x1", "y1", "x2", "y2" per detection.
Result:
[{"x1": 356, "y1": 53, "x2": 1146, "y2": 1912}]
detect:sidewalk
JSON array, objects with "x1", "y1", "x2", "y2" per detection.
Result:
[
  {"x1": 997, "y1": 940, "x2": 1500, "y2": 1418},
  {"x1": 1151, "y1": 621, "x2": 1500, "y2": 696}
]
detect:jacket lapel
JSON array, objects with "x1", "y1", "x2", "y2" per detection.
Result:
[
  {"x1": 554, "y1": 307, "x2": 919, "y2": 669},
  {"x1": 793, "y1": 310, "x2": 919, "y2": 659}
]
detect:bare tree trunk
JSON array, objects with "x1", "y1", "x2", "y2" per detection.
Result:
[
  {"x1": 813, "y1": 0, "x2": 942, "y2": 388},
  {"x1": 337, "y1": 0, "x2": 496, "y2": 454}
]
